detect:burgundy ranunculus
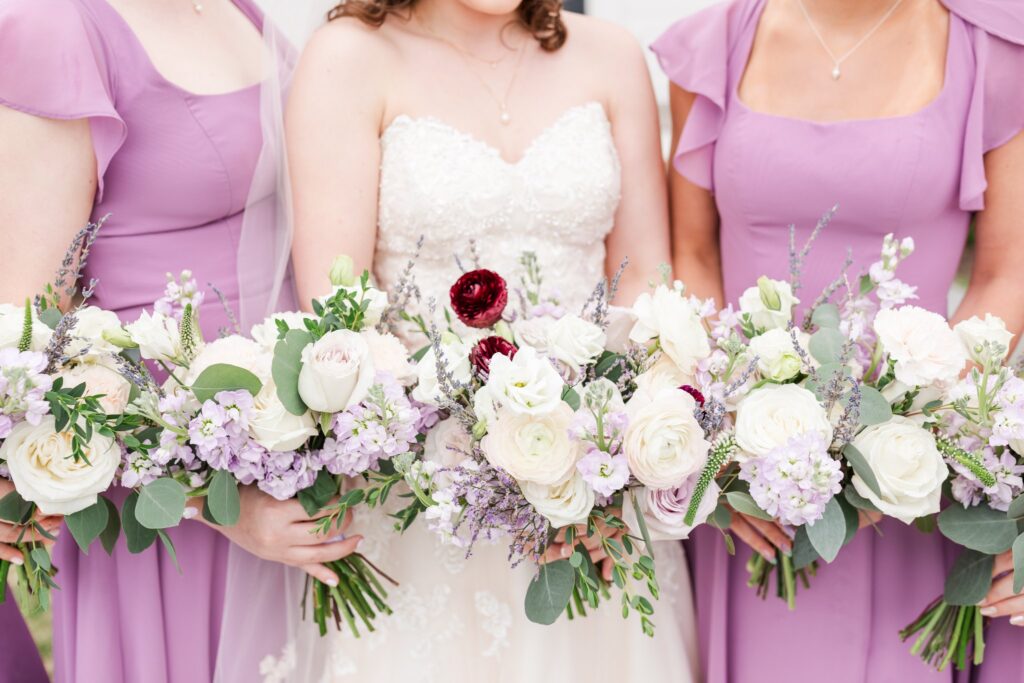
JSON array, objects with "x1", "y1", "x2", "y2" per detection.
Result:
[
  {"x1": 470, "y1": 336, "x2": 517, "y2": 377},
  {"x1": 679, "y1": 385, "x2": 706, "y2": 406},
  {"x1": 449, "y1": 269, "x2": 508, "y2": 328}
]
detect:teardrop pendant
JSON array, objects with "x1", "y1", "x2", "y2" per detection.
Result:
[
  {"x1": 831, "y1": 65, "x2": 841, "y2": 80},
  {"x1": 500, "y1": 110, "x2": 511, "y2": 125}
]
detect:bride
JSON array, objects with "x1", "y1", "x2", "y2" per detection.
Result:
[{"x1": 252, "y1": 0, "x2": 699, "y2": 680}]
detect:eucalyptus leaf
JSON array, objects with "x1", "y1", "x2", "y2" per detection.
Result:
[
  {"x1": 206, "y1": 470, "x2": 241, "y2": 526},
  {"x1": 944, "y1": 549, "x2": 995, "y2": 606},
  {"x1": 297, "y1": 469, "x2": 338, "y2": 517},
  {"x1": 38, "y1": 307, "x2": 63, "y2": 330},
  {"x1": 0, "y1": 490, "x2": 32, "y2": 525},
  {"x1": 561, "y1": 386, "x2": 581, "y2": 411},
  {"x1": 65, "y1": 499, "x2": 109, "y2": 554},
  {"x1": 792, "y1": 526, "x2": 820, "y2": 570},
  {"x1": 630, "y1": 491, "x2": 656, "y2": 558},
  {"x1": 135, "y1": 478, "x2": 188, "y2": 530},
  {"x1": 524, "y1": 559, "x2": 575, "y2": 625},
  {"x1": 272, "y1": 329, "x2": 314, "y2": 416},
  {"x1": 122, "y1": 491, "x2": 157, "y2": 554},
  {"x1": 1008, "y1": 493, "x2": 1024, "y2": 520},
  {"x1": 858, "y1": 386, "x2": 893, "y2": 426},
  {"x1": 157, "y1": 529, "x2": 181, "y2": 574},
  {"x1": 807, "y1": 497, "x2": 846, "y2": 563},
  {"x1": 190, "y1": 363, "x2": 263, "y2": 403},
  {"x1": 725, "y1": 491, "x2": 773, "y2": 521},
  {"x1": 709, "y1": 504, "x2": 732, "y2": 530},
  {"x1": 1014, "y1": 534, "x2": 1024, "y2": 595},
  {"x1": 843, "y1": 444, "x2": 882, "y2": 499},
  {"x1": 838, "y1": 495, "x2": 859, "y2": 547},
  {"x1": 843, "y1": 484, "x2": 880, "y2": 513},
  {"x1": 939, "y1": 504, "x2": 1019, "y2": 554},
  {"x1": 99, "y1": 496, "x2": 121, "y2": 555},
  {"x1": 809, "y1": 328, "x2": 846, "y2": 366},
  {"x1": 811, "y1": 304, "x2": 841, "y2": 329}
]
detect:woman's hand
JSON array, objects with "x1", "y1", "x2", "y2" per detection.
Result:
[
  {"x1": 0, "y1": 479, "x2": 63, "y2": 565},
  {"x1": 980, "y1": 551, "x2": 1024, "y2": 625},
  {"x1": 730, "y1": 508, "x2": 881, "y2": 561},
  {"x1": 542, "y1": 519, "x2": 619, "y2": 582},
  {"x1": 202, "y1": 485, "x2": 362, "y2": 586}
]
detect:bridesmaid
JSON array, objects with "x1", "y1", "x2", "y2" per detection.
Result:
[
  {"x1": 654, "y1": 0, "x2": 1024, "y2": 681},
  {"x1": 0, "y1": 0, "x2": 357, "y2": 680}
]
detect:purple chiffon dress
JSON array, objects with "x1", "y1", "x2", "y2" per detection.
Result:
[
  {"x1": 652, "y1": 1, "x2": 1024, "y2": 681},
  {"x1": 0, "y1": 0, "x2": 272, "y2": 680}
]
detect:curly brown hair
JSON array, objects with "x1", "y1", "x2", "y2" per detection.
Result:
[{"x1": 327, "y1": 0, "x2": 567, "y2": 51}]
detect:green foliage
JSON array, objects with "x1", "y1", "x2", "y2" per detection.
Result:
[
  {"x1": 205, "y1": 470, "x2": 241, "y2": 526},
  {"x1": 858, "y1": 386, "x2": 893, "y2": 426},
  {"x1": 524, "y1": 560, "x2": 575, "y2": 626},
  {"x1": 135, "y1": 478, "x2": 188, "y2": 530},
  {"x1": 190, "y1": 363, "x2": 263, "y2": 403},
  {"x1": 944, "y1": 550, "x2": 995, "y2": 606},
  {"x1": 272, "y1": 329, "x2": 314, "y2": 416},
  {"x1": 65, "y1": 499, "x2": 110, "y2": 554},
  {"x1": 806, "y1": 497, "x2": 846, "y2": 563},
  {"x1": 938, "y1": 504, "x2": 1019, "y2": 554},
  {"x1": 843, "y1": 444, "x2": 882, "y2": 499},
  {"x1": 122, "y1": 491, "x2": 158, "y2": 553}
]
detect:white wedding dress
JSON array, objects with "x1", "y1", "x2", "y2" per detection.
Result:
[{"x1": 258, "y1": 102, "x2": 699, "y2": 683}]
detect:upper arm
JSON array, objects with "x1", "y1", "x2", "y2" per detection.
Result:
[
  {"x1": 599, "y1": 25, "x2": 670, "y2": 302},
  {"x1": 286, "y1": 21, "x2": 390, "y2": 306},
  {"x1": 668, "y1": 83, "x2": 719, "y2": 269},
  {"x1": 970, "y1": 130, "x2": 1024, "y2": 297}
]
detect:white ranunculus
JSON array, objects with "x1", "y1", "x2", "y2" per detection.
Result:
[
  {"x1": 250, "y1": 312, "x2": 314, "y2": 350},
  {"x1": 67, "y1": 306, "x2": 122, "y2": 358},
  {"x1": 483, "y1": 346, "x2": 563, "y2": 416},
  {"x1": 0, "y1": 304, "x2": 52, "y2": 352},
  {"x1": 633, "y1": 355, "x2": 696, "y2": 404},
  {"x1": 749, "y1": 328, "x2": 810, "y2": 382},
  {"x1": 412, "y1": 339, "x2": 473, "y2": 407},
  {"x1": 2, "y1": 416, "x2": 120, "y2": 515},
  {"x1": 481, "y1": 403, "x2": 580, "y2": 485},
  {"x1": 629, "y1": 285, "x2": 711, "y2": 374},
  {"x1": 851, "y1": 416, "x2": 947, "y2": 523},
  {"x1": 522, "y1": 473, "x2": 595, "y2": 528},
  {"x1": 186, "y1": 335, "x2": 270, "y2": 384},
  {"x1": 734, "y1": 384, "x2": 832, "y2": 461},
  {"x1": 545, "y1": 314, "x2": 606, "y2": 371},
  {"x1": 955, "y1": 314, "x2": 1015, "y2": 366},
  {"x1": 875, "y1": 306, "x2": 967, "y2": 388},
  {"x1": 297, "y1": 330, "x2": 375, "y2": 414},
  {"x1": 361, "y1": 329, "x2": 416, "y2": 385},
  {"x1": 738, "y1": 277, "x2": 799, "y2": 331},
  {"x1": 60, "y1": 360, "x2": 132, "y2": 414},
  {"x1": 125, "y1": 310, "x2": 184, "y2": 364},
  {"x1": 622, "y1": 479, "x2": 721, "y2": 541},
  {"x1": 249, "y1": 379, "x2": 317, "y2": 452},
  {"x1": 624, "y1": 387, "x2": 711, "y2": 489}
]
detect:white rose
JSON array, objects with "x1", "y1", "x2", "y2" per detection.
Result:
[
  {"x1": 249, "y1": 379, "x2": 318, "y2": 452},
  {"x1": 510, "y1": 315, "x2": 557, "y2": 353},
  {"x1": 60, "y1": 361, "x2": 132, "y2": 414},
  {"x1": 545, "y1": 314, "x2": 606, "y2": 371},
  {"x1": 2, "y1": 416, "x2": 120, "y2": 515},
  {"x1": 522, "y1": 473, "x2": 595, "y2": 528},
  {"x1": 851, "y1": 416, "x2": 947, "y2": 523},
  {"x1": 629, "y1": 285, "x2": 711, "y2": 373},
  {"x1": 633, "y1": 355, "x2": 696, "y2": 404},
  {"x1": 361, "y1": 329, "x2": 416, "y2": 385},
  {"x1": 734, "y1": 384, "x2": 832, "y2": 461},
  {"x1": 738, "y1": 277, "x2": 799, "y2": 331},
  {"x1": 622, "y1": 479, "x2": 721, "y2": 541},
  {"x1": 250, "y1": 312, "x2": 314, "y2": 351},
  {"x1": 125, "y1": 310, "x2": 184, "y2": 364},
  {"x1": 424, "y1": 417, "x2": 472, "y2": 470},
  {"x1": 875, "y1": 306, "x2": 967, "y2": 388},
  {"x1": 186, "y1": 335, "x2": 269, "y2": 384},
  {"x1": 67, "y1": 306, "x2": 122, "y2": 358},
  {"x1": 297, "y1": 330, "x2": 375, "y2": 413},
  {"x1": 481, "y1": 403, "x2": 580, "y2": 485},
  {"x1": 0, "y1": 304, "x2": 52, "y2": 352},
  {"x1": 749, "y1": 328, "x2": 810, "y2": 382},
  {"x1": 483, "y1": 346, "x2": 564, "y2": 416},
  {"x1": 624, "y1": 387, "x2": 711, "y2": 489},
  {"x1": 955, "y1": 314, "x2": 1015, "y2": 366},
  {"x1": 412, "y1": 340, "x2": 472, "y2": 406}
]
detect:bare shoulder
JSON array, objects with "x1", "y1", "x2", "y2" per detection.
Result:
[
  {"x1": 299, "y1": 16, "x2": 400, "y2": 79},
  {"x1": 562, "y1": 11, "x2": 646, "y2": 64}
]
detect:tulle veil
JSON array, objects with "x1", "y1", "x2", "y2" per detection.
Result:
[{"x1": 217, "y1": 2, "x2": 336, "y2": 681}]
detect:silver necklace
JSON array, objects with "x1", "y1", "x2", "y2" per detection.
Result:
[{"x1": 795, "y1": 0, "x2": 904, "y2": 80}]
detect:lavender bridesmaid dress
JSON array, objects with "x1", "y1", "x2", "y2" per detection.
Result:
[
  {"x1": 652, "y1": 1, "x2": 1024, "y2": 681},
  {"x1": 0, "y1": 0, "x2": 275, "y2": 680}
]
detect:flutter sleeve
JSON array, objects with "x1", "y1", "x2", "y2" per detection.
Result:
[
  {"x1": 0, "y1": 0, "x2": 127, "y2": 202},
  {"x1": 650, "y1": 0, "x2": 756, "y2": 191}
]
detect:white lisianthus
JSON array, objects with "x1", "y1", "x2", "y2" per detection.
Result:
[
  {"x1": 522, "y1": 473, "x2": 595, "y2": 528},
  {"x1": 68, "y1": 306, "x2": 122, "y2": 358},
  {"x1": 624, "y1": 387, "x2": 711, "y2": 489},
  {"x1": 749, "y1": 328, "x2": 810, "y2": 382},
  {"x1": 633, "y1": 355, "x2": 696, "y2": 404},
  {"x1": 0, "y1": 304, "x2": 52, "y2": 351},
  {"x1": 60, "y1": 361, "x2": 132, "y2": 414},
  {"x1": 734, "y1": 384, "x2": 832, "y2": 461},
  {"x1": 297, "y1": 330, "x2": 375, "y2": 414},
  {"x1": 2, "y1": 416, "x2": 120, "y2": 515},
  {"x1": 412, "y1": 339, "x2": 472, "y2": 407},
  {"x1": 738, "y1": 277, "x2": 799, "y2": 330},
  {"x1": 954, "y1": 314, "x2": 1015, "y2": 366},
  {"x1": 622, "y1": 479, "x2": 720, "y2": 541},
  {"x1": 483, "y1": 346, "x2": 563, "y2": 416},
  {"x1": 125, "y1": 310, "x2": 184, "y2": 364},
  {"x1": 249, "y1": 379, "x2": 318, "y2": 451},
  {"x1": 629, "y1": 284, "x2": 711, "y2": 374},
  {"x1": 186, "y1": 335, "x2": 269, "y2": 384},
  {"x1": 851, "y1": 417, "x2": 947, "y2": 523},
  {"x1": 874, "y1": 306, "x2": 966, "y2": 388},
  {"x1": 545, "y1": 314, "x2": 606, "y2": 371},
  {"x1": 361, "y1": 329, "x2": 416, "y2": 386},
  {"x1": 481, "y1": 403, "x2": 580, "y2": 485},
  {"x1": 250, "y1": 312, "x2": 314, "y2": 350}
]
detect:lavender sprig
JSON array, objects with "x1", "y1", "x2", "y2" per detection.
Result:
[{"x1": 788, "y1": 206, "x2": 838, "y2": 293}]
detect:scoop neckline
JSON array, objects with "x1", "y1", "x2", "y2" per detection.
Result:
[
  {"x1": 733, "y1": 0, "x2": 958, "y2": 126},
  {"x1": 95, "y1": 0, "x2": 265, "y2": 99}
]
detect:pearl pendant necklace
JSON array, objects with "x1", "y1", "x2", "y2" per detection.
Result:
[
  {"x1": 191, "y1": 0, "x2": 204, "y2": 14},
  {"x1": 796, "y1": 0, "x2": 904, "y2": 81}
]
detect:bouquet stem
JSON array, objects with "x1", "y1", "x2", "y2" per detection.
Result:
[
  {"x1": 746, "y1": 550, "x2": 815, "y2": 610},
  {"x1": 0, "y1": 559, "x2": 10, "y2": 604},
  {"x1": 900, "y1": 598, "x2": 985, "y2": 670},
  {"x1": 305, "y1": 553, "x2": 397, "y2": 638}
]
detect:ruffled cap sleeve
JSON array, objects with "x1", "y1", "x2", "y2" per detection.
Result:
[{"x1": 0, "y1": 0, "x2": 127, "y2": 202}]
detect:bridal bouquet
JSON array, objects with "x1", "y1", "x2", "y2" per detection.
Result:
[
  {"x1": 115, "y1": 259, "x2": 435, "y2": 637},
  {"x1": 0, "y1": 221, "x2": 141, "y2": 610},
  {"x1": 400, "y1": 253, "x2": 733, "y2": 635}
]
